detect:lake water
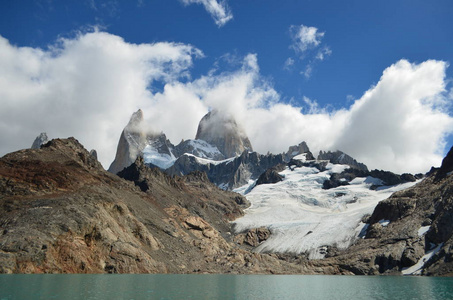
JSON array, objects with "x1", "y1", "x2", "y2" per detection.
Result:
[{"x1": 1, "y1": 274, "x2": 453, "y2": 299}]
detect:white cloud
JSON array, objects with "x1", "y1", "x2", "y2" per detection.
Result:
[
  {"x1": 287, "y1": 25, "x2": 331, "y2": 78},
  {"x1": 148, "y1": 56, "x2": 452, "y2": 174},
  {"x1": 0, "y1": 30, "x2": 202, "y2": 168},
  {"x1": 316, "y1": 47, "x2": 332, "y2": 61},
  {"x1": 180, "y1": 0, "x2": 233, "y2": 27},
  {"x1": 334, "y1": 60, "x2": 453, "y2": 173},
  {"x1": 284, "y1": 57, "x2": 295, "y2": 70},
  {"x1": 0, "y1": 30, "x2": 451, "y2": 174},
  {"x1": 290, "y1": 25, "x2": 325, "y2": 54}
]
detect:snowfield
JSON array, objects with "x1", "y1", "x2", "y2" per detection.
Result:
[
  {"x1": 233, "y1": 162, "x2": 418, "y2": 259},
  {"x1": 142, "y1": 145, "x2": 176, "y2": 169}
]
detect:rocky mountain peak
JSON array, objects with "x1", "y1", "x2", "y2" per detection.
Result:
[
  {"x1": 108, "y1": 109, "x2": 175, "y2": 174},
  {"x1": 108, "y1": 110, "x2": 147, "y2": 174},
  {"x1": 284, "y1": 141, "x2": 315, "y2": 161},
  {"x1": 195, "y1": 110, "x2": 253, "y2": 158},
  {"x1": 31, "y1": 132, "x2": 49, "y2": 149},
  {"x1": 435, "y1": 145, "x2": 453, "y2": 182},
  {"x1": 318, "y1": 150, "x2": 368, "y2": 172},
  {"x1": 128, "y1": 109, "x2": 144, "y2": 128}
]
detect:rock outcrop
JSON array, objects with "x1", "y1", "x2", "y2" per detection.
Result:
[
  {"x1": 255, "y1": 164, "x2": 286, "y2": 186},
  {"x1": 31, "y1": 132, "x2": 49, "y2": 149},
  {"x1": 195, "y1": 110, "x2": 253, "y2": 158},
  {"x1": 284, "y1": 142, "x2": 315, "y2": 161},
  {"x1": 318, "y1": 150, "x2": 368, "y2": 171}
]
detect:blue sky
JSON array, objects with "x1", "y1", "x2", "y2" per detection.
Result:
[{"x1": 1, "y1": 0, "x2": 453, "y2": 173}]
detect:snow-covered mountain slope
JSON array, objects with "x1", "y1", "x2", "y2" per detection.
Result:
[
  {"x1": 173, "y1": 139, "x2": 225, "y2": 161},
  {"x1": 233, "y1": 159, "x2": 418, "y2": 259}
]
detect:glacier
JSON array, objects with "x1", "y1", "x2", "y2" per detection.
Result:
[{"x1": 233, "y1": 159, "x2": 418, "y2": 259}]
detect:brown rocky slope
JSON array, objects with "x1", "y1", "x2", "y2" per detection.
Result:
[{"x1": 0, "y1": 138, "x2": 315, "y2": 274}]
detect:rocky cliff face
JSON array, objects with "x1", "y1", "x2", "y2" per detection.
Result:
[{"x1": 195, "y1": 110, "x2": 253, "y2": 158}]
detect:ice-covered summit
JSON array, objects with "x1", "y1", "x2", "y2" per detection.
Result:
[{"x1": 195, "y1": 110, "x2": 253, "y2": 158}]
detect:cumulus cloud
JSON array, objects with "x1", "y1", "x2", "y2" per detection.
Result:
[
  {"x1": 334, "y1": 60, "x2": 453, "y2": 172},
  {"x1": 0, "y1": 30, "x2": 451, "y2": 174},
  {"x1": 180, "y1": 0, "x2": 233, "y2": 27},
  {"x1": 0, "y1": 30, "x2": 202, "y2": 168}
]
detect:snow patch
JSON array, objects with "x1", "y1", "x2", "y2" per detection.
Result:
[
  {"x1": 143, "y1": 145, "x2": 176, "y2": 169},
  {"x1": 187, "y1": 139, "x2": 223, "y2": 159},
  {"x1": 183, "y1": 153, "x2": 236, "y2": 166},
  {"x1": 402, "y1": 243, "x2": 443, "y2": 275},
  {"x1": 378, "y1": 219, "x2": 390, "y2": 227},
  {"x1": 293, "y1": 153, "x2": 308, "y2": 162},
  {"x1": 418, "y1": 225, "x2": 430, "y2": 236}
]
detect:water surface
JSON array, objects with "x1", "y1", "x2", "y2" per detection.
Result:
[{"x1": 1, "y1": 274, "x2": 452, "y2": 300}]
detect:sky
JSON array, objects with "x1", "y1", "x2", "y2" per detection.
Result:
[{"x1": 1, "y1": 0, "x2": 453, "y2": 174}]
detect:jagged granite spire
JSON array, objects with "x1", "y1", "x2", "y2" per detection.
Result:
[
  {"x1": 108, "y1": 109, "x2": 175, "y2": 174},
  {"x1": 195, "y1": 110, "x2": 253, "y2": 158},
  {"x1": 108, "y1": 109, "x2": 148, "y2": 174},
  {"x1": 31, "y1": 132, "x2": 49, "y2": 149}
]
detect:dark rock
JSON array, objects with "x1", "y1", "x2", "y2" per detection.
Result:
[
  {"x1": 318, "y1": 150, "x2": 368, "y2": 172},
  {"x1": 167, "y1": 151, "x2": 285, "y2": 190},
  {"x1": 322, "y1": 173, "x2": 350, "y2": 190},
  {"x1": 256, "y1": 164, "x2": 286, "y2": 185},
  {"x1": 401, "y1": 173, "x2": 416, "y2": 182},
  {"x1": 435, "y1": 146, "x2": 453, "y2": 182},
  {"x1": 401, "y1": 243, "x2": 424, "y2": 268},
  {"x1": 284, "y1": 142, "x2": 315, "y2": 161},
  {"x1": 89, "y1": 149, "x2": 98, "y2": 160},
  {"x1": 369, "y1": 169, "x2": 404, "y2": 186}
]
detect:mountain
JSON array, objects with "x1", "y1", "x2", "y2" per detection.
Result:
[
  {"x1": 232, "y1": 154, "x2": 418, "y2": 260},
  {"x1": 284, "y1": 141, "x2": 315, "y2": 161},
  {"x1": 108, "y1": 109, "x2": 175, "y2": 174},
  {"x1": 195, "y1": 110, "x2": 253, "y2": 158},
  {"x1": 2, "y1": 132, "x2": 452, "y2": 275},
  {"x1": 31, "y1": 132, "x2": 49, "y2": 149},
  {"x1": 166, "y1": 151, "x2": 286, "y2": 190},
  {"x1": 0, "y1": 137, "x2": 312, "y2": 274},
  {"x1": 318, "y1": 150, "x2": 368, "y2": 171},
  {"x1": 306, "y1": 148, "x2": 453, "y2": 276},
  {"x1": 173, "y1": 139, "x2": 225, "y2": 161}
]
